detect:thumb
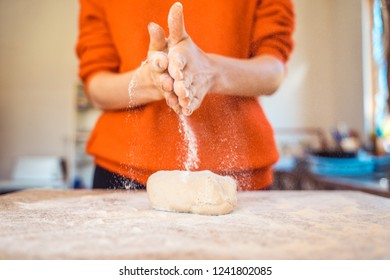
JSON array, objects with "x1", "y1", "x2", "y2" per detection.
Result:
[
  {"x1": 148, "y1": 22, "x2": 167, "y2": 51},
  {"x1": 168, "y1": 2, "x2": 188, "y2": 46}
]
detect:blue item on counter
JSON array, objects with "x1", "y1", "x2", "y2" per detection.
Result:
[
  {"x1": 308, "y1": 151, "x2": 375, "y2": 176},
  {"x1": 373, "y1": 154, "x2": 390, "y2": 172}
]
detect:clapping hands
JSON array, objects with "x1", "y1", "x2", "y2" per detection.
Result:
[{"x1": 147, "y1": 2, "x2": 214, "y2": 116}]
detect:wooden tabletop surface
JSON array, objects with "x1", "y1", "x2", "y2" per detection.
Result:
[{"x1": 0, "y1": 189, "x2": 389, "y2": 259}]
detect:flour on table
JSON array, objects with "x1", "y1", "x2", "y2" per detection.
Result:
[{"x1": 146, "y1": 170, "x2": 237, "y2": 215}]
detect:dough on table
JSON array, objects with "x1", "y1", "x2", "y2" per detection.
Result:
[{"x1": 146, "y1": 170, "x2": 237, "y2": 215}]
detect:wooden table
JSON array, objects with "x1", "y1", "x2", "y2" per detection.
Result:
[{"x1": 0, "y1": 189, "x2": 389, "y2": 259}]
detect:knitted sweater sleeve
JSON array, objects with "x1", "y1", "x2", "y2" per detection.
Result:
[
  {"x1": 250, "y1": 0, "x2": 295, "y2": 63},
  {"x1": 76, "y1": 0, "x2": 119, "y2": 86}
]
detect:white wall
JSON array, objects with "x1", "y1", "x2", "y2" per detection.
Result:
[
  {"x1": 0, "y1": 0, "x2": 79, "y2": 180},
  {"x1": 262, "y1": 0, "x2": 366, "y2": 143},
  {"x1": 330, "y1": 0, "x2": 365, "y2": 136}
]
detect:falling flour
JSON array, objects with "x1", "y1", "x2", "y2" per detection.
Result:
[
  {"x1": 127, "y1": 59, "x2": 200, "y2": 171},
  {"x1": 178, "y1": 114, "x2": 199, "y2": 170},
  {"x1": 127, "y1": 59, "x2": 148, "y2": 104}
]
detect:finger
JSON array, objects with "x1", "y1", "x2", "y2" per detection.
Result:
[
  {"x1": 148, "y1": 52, "x2": 168, "y2": 72},
  {"x1": 148, "y1": 22, "x2": 167, "y2": 51},
  {"x1": 159, "y1": 72, "x2": 174, "y2": 92},
  {"x1": 173, "y1": 80, "x2": 191, "y2": 99},
  {"x1": 164, "y1": 91, "x2": 181, "y2": 114},
  {"x1": 182, "y1": 107, "x2": 193, "y2": 116},
  {"x1": 182, "y1": 96, "x2": 200, "y2": 116},
  {"x1": 164, "y1": 91, "x2": 179, "y2": 108},
  {"x1": 167, "y1": 52, "x2": 186, "y2": 80},
  {"x1": 173, "y1": 80, "x2": 191, "y2": 110},
  {"x1": 168, "y1": 2, "x2": 188, "y2": 46},
  {"x1": 178, "y1": 96, "x2": 191, "y2": 108}
]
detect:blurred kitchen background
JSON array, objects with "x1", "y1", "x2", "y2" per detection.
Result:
[{"x1": 0, "y1": 0, "x2": 389, "y2": 195}]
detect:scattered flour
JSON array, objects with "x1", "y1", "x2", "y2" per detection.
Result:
[
  {"x1": 127, "y1": 59, "x2": 200, "y2": 171},
  {"x1": 1, "y1": 190, "x2": 390, "y2": 259},
  {"x1": 127, "y1": 59, "x2": 148, "y2": 105}
]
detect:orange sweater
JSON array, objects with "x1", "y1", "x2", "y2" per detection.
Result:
[{"x1": 76, "y1": 0, "x2": 295, "y2": 190}]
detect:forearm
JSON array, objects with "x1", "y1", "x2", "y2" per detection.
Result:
[
  {"x1": 209, "y1": 54, "x2": 285, "y2": 97},
  {"x1": 87, "y1": 64, "x2": 164, "y2": 111}
]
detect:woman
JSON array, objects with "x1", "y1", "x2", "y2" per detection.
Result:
[{"x1": 76, "y1": 0, "x2": 295, "y2": 190}]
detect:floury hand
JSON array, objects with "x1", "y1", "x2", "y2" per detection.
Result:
[
  {"x1": 147, "y1": 21, "x2": 181, "y2": 114},
  {"x1": 167, "y1": 2, "x2": 214, "y2": 116},
  {"x1": 147, "y1": 2, "x2": 215, "y2": 116}
]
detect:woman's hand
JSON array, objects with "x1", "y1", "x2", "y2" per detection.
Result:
[
  {"x1": 86, "y1": 2, "x2": 286, "y2": 112},
  {"x1": 147, "y1": 22, "x2": 182, "y2": 113},
  {"x1": 148, "y1": 2, "x2": 286, "y2": 116},
  {"x1": 165, "y1": 2, "x2": 216, "y2": 116}
]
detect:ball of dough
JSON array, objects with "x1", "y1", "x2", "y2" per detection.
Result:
[{"x1": 146, "y1": 170, "x2": 237, "y2": 215}]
